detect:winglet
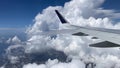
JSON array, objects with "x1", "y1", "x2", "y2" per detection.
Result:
[{"x1": 55, "y1": 10, "x2": 69, "y2": 24}]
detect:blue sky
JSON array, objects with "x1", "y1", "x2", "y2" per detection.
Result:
[
  {"x1": 102, "y1": 0, "x2": 120, "y2": 10},
  {"x1": 0, "y1": 0, "x2": 120, "y2": 28}
]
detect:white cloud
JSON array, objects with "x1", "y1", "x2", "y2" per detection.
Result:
[
  {"x1": 23, "y1": 59, "x2": 85, "y2": 68},
  {"x1": 9, "y1": 56, "x2": 19, "y2": 64},
  {"x1": 23, "y1": 63, "x2": 46, "y2": 68},
  {"x1": 25, "y1": 35, "x2": 52, "y2": 53},
  {"x1": 95, "y1": 55, "x2": 120, "y2": 68},
  {"x1": 6, "y1": 36, "x2": 21, "y2": 44},
  {"x1": 5, "y1": 36, "x2": 23, "y2": 64},
  {"x1": 11, "y1": 36, "x2": 21, "y2": 44},
  {"x1": 0, "y1": 66, "x2": 5, "y2": 68},
  {"x1": 5, "y1": 44, "x2": 23, "y2": 64},
  {"x1": 22, "y1": 0, "x2": 120, "y2": 68}
]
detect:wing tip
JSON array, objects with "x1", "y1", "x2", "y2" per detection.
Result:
[{"x1": 55, "y1": 10, "x2": 69, "y2": 24}]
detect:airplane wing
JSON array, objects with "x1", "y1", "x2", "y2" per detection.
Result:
[{"x1": 43, "y1": 10, "x2": 120, "y2": 47}]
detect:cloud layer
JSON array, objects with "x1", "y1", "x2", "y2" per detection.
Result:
[
  {"x1": 5, "y1": 0, "x2": 120, "y2": 68},
  {"x1": 23, "y1": 59, "x2": 85, "y2": 68}
]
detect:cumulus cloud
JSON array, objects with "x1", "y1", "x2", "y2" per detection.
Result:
[
  {"x1": 5, "y1": 36, "x2": 24, "y2": 64},
  {"x1": 24, "y1": 2, "x2": 118, "y2": 54},
  {"x1": 12, "y1": 36, "x2": 21, "y2": 44},
  {"x1": 22, "y1": 0, "x2": 120, "y2": 68},
  {"x1": 6, "y1": 36, "x2": 21, "y2": 44},
  {"x1": 23, "y1": 59, "x2": 85, "y2": 68},
  {"x1": 9, "y1": 56, "x2": 19, "y2": 64},
  {"x1": 95, "y1": 55, "x2": 120, "y2": 68},
  {"x1": 25, "y1": 35, "x2": 52, "y2": 53}
]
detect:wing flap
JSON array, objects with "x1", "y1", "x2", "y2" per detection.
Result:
[
  {"x1": 72, "y1": 32, "x2": 88, "y2": 36},
  {"x1": 89, "y1": 41, "x2": 120, "y2": 48}
]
